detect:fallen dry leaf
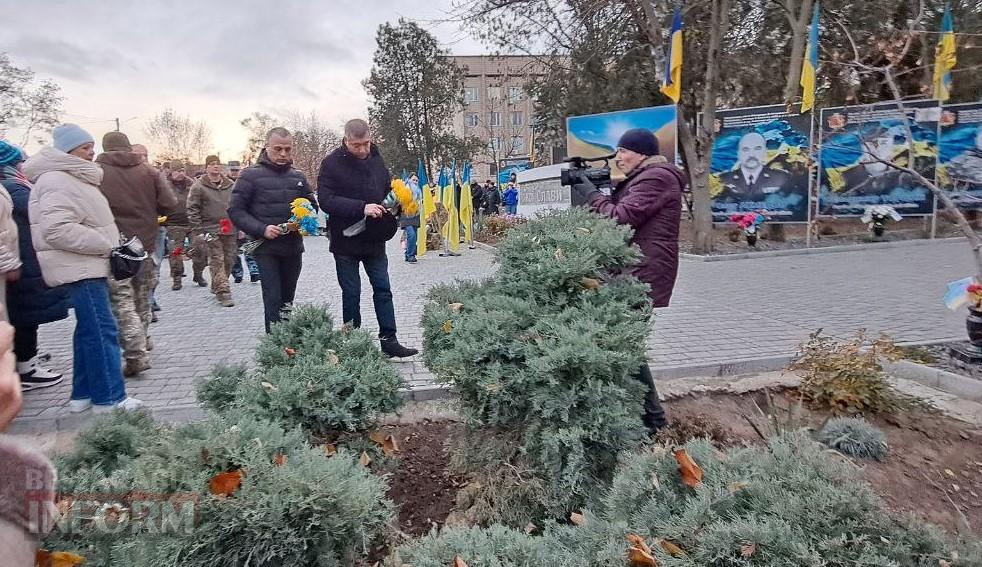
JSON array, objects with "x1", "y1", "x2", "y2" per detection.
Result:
[
  {"x1": 326, "y1": 350, "x2": 339, "y2": 365},
  {"x1": 626, "y1": 534, "x2": 657, "y2": 567},
  {"x1": 944, "y1": 469, "x2": 956, "y2": 478},
  {"x1": 554, "y1": 248, "x2": 564, "y2": 260},
  {"x1": 580, "y1": 277, "x2": 601, "y2": 290},
  {"x1": 651, "y1": 472, "x2": 661, "y2": 491},
  {"x1": 658, "y1": 539, "x2": 685, "y2": 557},
  {"x1": 369, "y1": 431, "x2": 387, "y2": 446},
  {"x1": 260, "y1": 381, "x2": 278, "y2": 392},
  {"x1": 37, "y1": 550, "x2": 87, "y2": 567},
  {"x1": 273, "y1": 453, "x2": 287, "y2": 466},
  {"x1": 570, "y1": 511, "x2": 586, "y2": 526},
  {"x1": 740, "y1": 543, "x2": 757, "y2": 558},
  {"x1": 208, "y1": 469, "x2": 243, "y2": 497},
  {"x1": 284, "y1": 347, "x2": 296, "y2": 357},
  {"x1": 441, "y1": 320, "x2": 453, "y2": 333},
  {"x1": 449, "y1": 302, "x2": 464, "y2": 313},
  {"x1": 525, "y1": 522, "x2": 537, "y2": 534},
  {"x1": 728, "y1": 481, "x2": 749, "y2": 494},
  {"x1": 674, "y1": 449, "x2": 704, "y2": 488},
  {"x1": 452, "y1": 555, "x2": 470, "y2": 567},
  {"x1": 359, "y1": 451, "x2": 372, "y2": 467},
  {"x1": 940, "y1": 560, "x2": 952, "y2": 567},
  {"x1": 323, "y1": 443, "x2": 337, "y2": 457},
  {"x1": 576, "y1": 227, "x2": 591, "y2": 234},
  {"x1": 383, "y1": 435, "x2": 400, "y2": 456}
]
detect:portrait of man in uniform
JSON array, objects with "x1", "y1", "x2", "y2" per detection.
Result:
[{"x1": 717, "y1": 132, "x2": 791, "y2": 202}]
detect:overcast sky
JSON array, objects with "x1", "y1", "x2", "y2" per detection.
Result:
[{"x1": 1, "y1": 0, "x2": 485, "y2": 160}]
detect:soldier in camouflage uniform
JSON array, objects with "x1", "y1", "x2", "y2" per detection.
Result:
[
  {"x1": 96, "y1": 131, "x2": 177, "y2": 377},
  {"x1": 164, "y1": 160, "x2": 207, "y2": 289},
  {"x1": 188, "y1": 155, "x2": 236, "y2": 307}
]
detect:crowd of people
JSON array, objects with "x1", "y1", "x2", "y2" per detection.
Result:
[{"x1": 0, "y1": 118, "x2": 426, "y2": 415}]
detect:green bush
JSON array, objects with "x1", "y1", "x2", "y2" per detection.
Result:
[
  {"x1": 422, "y1": 208, "x2": 652, "y2": 525},
  {"x1": 55, "y1": 408, "x2": 157, "y2": 475},
  {"x1": 196, "y1": 304, "x2": 405, "y2": 436},
  {"x1": 818, "y1": 416, "x2": 889, "y2": 460},
  {"x1": 48, "y1": 411, "x2": 394, "y2": 567},
  {"x1": 397, "y1": 433, "x2": 982, "y2": 566}
]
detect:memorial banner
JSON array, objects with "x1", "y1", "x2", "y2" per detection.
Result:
[
  {"x1": 566, "y1": 105, "x2": 677, "y2": 178},
  {"x1": 707, "y1": 104, "x2": 812, "y2": 223},
  {"x1": 939, "y1": 102, "x2": 982, "y2": 210},
  {"x1": 818, "y1": 100, "x2": 939, "y2": 216}
]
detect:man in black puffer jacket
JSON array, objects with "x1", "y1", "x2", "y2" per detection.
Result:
[
  {"x1": 228, "y1": 127, "x2": 314, "y2": 332},
  {"x1": 318, "y1": 119, "x2": 417, "y2": 358}
]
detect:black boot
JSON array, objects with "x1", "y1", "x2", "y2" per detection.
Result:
[
  {"x1": 380, "y1": 337, "x2": 418, "y2": 358},
  {"x1": 635, "y1": 363, "x2": 668, "y2": 433}
]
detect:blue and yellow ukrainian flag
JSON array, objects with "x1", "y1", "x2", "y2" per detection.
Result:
[
  {"x1": 800, "y1": 3, "x2": 820, "y2": 113},
  {"x1": 933, "y1": 3, "x2": 956, "y2": 102},
  {"x1": 459, "y1": 162, "x2": 473, "y2": 244},
  {"x1": 417, "y1": 159, "x2": 435, "y2": 257},
  {"x1": 660, "y1": 7, "x2": 683, "y2": 104}
]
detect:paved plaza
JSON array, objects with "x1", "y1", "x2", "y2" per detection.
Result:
[{"x1": 13, "y1": 236, "x2": 976, "y2": 428}]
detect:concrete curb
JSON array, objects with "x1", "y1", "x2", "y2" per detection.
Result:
[
  {"x1": 882, "y1": 359, "x2": 982, "y2": 402},
  {"x1": 471, "y1": 241, "x2": 497, "y2": 254},
  {"x1": 680, "y1": 236, "x2": 966, "y2": 262},
  {"x1": 656, "y1": 355, "x2": 793, "y2": 380}
]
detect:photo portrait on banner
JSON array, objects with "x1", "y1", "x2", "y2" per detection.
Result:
[
  {"x1": 706, "y1": 104, "x2": 812, "y2": 223},
  {"x1": 818, "y1": 100, "x2": 939, "y2": 216},
  {"x1": 938, "y1": 102, "x2": 982, "y2": 210}
]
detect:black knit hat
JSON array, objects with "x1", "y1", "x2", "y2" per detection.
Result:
[{"x1": 617, "y1": 128, "x2": 660, "y2": 156}]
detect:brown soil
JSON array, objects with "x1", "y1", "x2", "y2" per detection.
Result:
[
  {"x1": 382, "y1": 421, "x2": 466, "y2": 537},
  {"x1": 381, "y1": 393, "x2": 982, "y2": 537},
  {"x1": 659, "y1": 391, "x2": 982, "y2": 534}
]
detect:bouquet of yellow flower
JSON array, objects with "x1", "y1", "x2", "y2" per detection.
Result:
[{"x1": 241, "y1": 198, "x2": 319, "y2": 254}]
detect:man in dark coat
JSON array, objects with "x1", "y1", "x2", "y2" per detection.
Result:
[
  {"x1": 483, "y1": 180, "x2": 501, "y2": 215},
  {"x1": 228, "y1": 127, "x2": 315, "y2": 332},
  {"x1": 572, "y1": 128, "x2": 686, "y2": 433},
  {"x1": 0, "y1": 141, "x2": 68, "y2": 390},
  {"x1": 317, "y1": 119, "x2": 417, "y2": 359}
]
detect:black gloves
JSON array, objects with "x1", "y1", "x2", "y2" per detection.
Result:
[{"x1": 571, "y1": 177, "x2": 601, "y2": 204}]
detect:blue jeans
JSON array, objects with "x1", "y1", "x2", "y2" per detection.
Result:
[
  {"x1": 231, "y1": 253, "x2": 259, "y2": 279},
  {"x1": 505, "y1": 203, "x2": 518, "y2": 215},
  {"x1": 334, "y1": 253, "x2": 397, "y2": 339},
  {"x1": 66, "y1": 278, "x2": 126, "y2": 405},
  {"x1": 403, "y1": 226, "x2": 417, "y2": 261}
]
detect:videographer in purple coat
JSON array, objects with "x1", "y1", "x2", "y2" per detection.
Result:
[{"x1": 570, "y1": 128, "x2": 686, "y2": 433}]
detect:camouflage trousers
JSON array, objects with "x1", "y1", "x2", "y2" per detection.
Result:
[
  {"x1": 166, "y1": 225, "x2": 207, "y2": 278},
  {"x1": 108, "y1": 257, "x2": 156, "y2": 364},
  {"x1": 207, "y1": 234, "x2": 238, "y2": 298}
]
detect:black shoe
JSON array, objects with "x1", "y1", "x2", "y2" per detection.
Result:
[
  {"x1": 406, "y1": 257, "x2": 417, "y2": 264},
  {"x1": 19, "y1": 370, "x2": 64, "y2": 392},
  {"x1": 380, "y1": 338, "x2": 418, "y2": 358},
  {"x1": 152, "y1": 302, "x2": 161, "y2": 312},
  {"x1": 151, "y1": 312, "x2": 159, "y2": 323},
  {"x1": 234, "y1": 275, "x2": 243, "y2": 283},
  {"x1": 250, "y1": 273, "x2": 260, "y2": 283}
]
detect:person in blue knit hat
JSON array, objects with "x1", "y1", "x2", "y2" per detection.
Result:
[{"x1": 0, "y1": 140, "x2": 70, "y2": 391}]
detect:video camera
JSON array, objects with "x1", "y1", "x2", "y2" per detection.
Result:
[{"x1": 560, "y1": 154, "x2": 614, "y2": 190}]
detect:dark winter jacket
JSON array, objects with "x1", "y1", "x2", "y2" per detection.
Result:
[
  {"x1": 317, "y1": 144, "x2": 393, "y2": 257},
  {"x1": 1, "y1": 176, "x2": 69, "y2": 327},
  {"x1": 95, "y1": 151, "x2": 178, "y2": 254},
  {"x1": 228, "y1": 151, "x2": 314, "y2": 257},
  {"x1": 164, "y1": 176, "x2": 194, "y2": 227},
  {"x1": 589, "y1": 156, "x2": 685, "y2": 308},
  {"x1": 483, "y1": 186, "x2": 501, "y2": 213}
]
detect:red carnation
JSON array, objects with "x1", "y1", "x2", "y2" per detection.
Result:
[{"x1": 219, "y1": 218, "x2": 233, "y2": 235}]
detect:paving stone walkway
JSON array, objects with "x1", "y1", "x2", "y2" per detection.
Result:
[{"x1": 13, "y1": 236, "x2": 976, "y2": 428}]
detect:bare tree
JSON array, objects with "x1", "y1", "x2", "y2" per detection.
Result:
[
  {"x1": 830, "y1": 0, "x2": 982, "y2": 279},
  {"x1": 239, "y1": 112, "x2": 278, "y2": 165},
  {"x1": 471, "y1": 82, "x2": 531, "y2": 178},
  {"x1": 285, "y1": 110, "x2": 341, "y2": 187},
  {"x1": 0, "y1": 53, "x2": 63, "y2": 146},
  {"x1": 144, "y1": 108, "x2": 213, "y2": 162}
]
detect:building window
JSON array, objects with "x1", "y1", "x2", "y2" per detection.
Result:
[
  {"x1": 488, "y1": 112, "x2": 501, "y2": 127},
  {"x1": 463, "y1": 87, "x2": 479, "y2": 103},
  {"x1": 509, "y1": 86, "x2": 523, "y2": 103},
  {"x1": 488, "y1": 86, "x2": 501, "y2": 100},
  {"x1": 510, "y1": 111, "x2": 523, "y2": 126},
  {"x1": 511, "y1": 135, "x2": 525, "y2": 153},
  {"x1": 466, "y1": 112, "x2": 479, "y2": 127},
  {"x1": 489, "y1": 137, "x2": 501, "y2": 152}
]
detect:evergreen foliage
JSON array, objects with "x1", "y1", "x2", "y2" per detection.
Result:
[
  {"x1": 818, "y1": 416, "x2": 889, "y2": 461},
  {"x1": 196, "y1": 304, "x2": 405, "y2": 436},
  {"x1": 422, "y1": 208, "x2": 652, "y2": 524},
  {"x1": 398, "y1": 433, "x2": 982, "y2": 567},
  {"x1": 49, "y1": 412, "x2": 393, "y2": 567}
]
